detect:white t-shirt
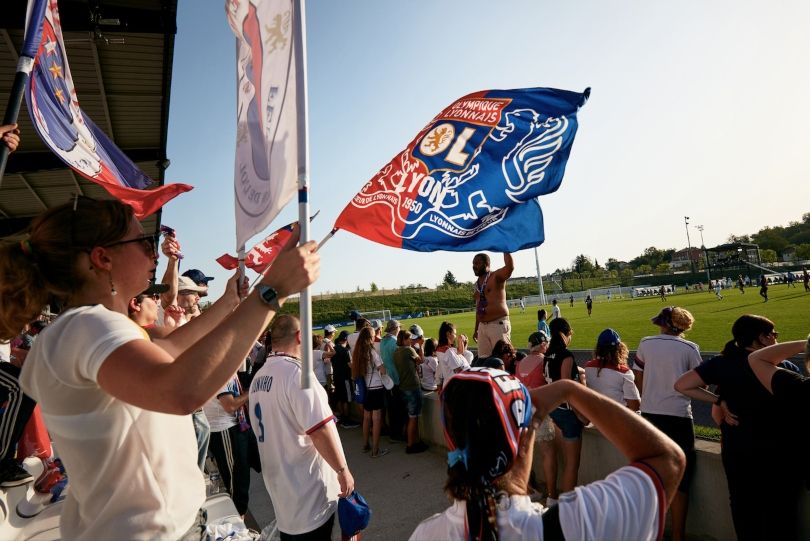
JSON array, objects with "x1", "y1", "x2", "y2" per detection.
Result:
[
  {"x1": 249, "y1": 354, "x2": 339, "y2": 535},
  {"x1": 551, "y1": 304, "x2": 561, "y2": 320},
  {"x1": 585, "y1": 361, "x2": 641, "y2": 406},
  {"x1": 436, "y1": 347, "x2": 470, "y2": 388},
  {"x1": 366, "y1": 349, "x2": 384, "y2": 389},
  {"x1": 347, "y1": 331, "x2": 359, "y2": 352},
  {"x1": 203, "y1": 377, "x2": 239, "y2": 432},
  {"x1": 20, "y1": 305, "x2": 203, "y2": 541},
  {"x1": 634, "y1": 334, "x2": 702, "y2": 418},
  {"x1": 410, "y1": 463, "x2": 664, "y2": 541},
  {"x1": 420, "y1": 356, "x2": 438, "y2": 390},
  {"x1": 313, "y1": 349, "x2": 328, "y2": 385},
  {"x1": 0, "y1": 341, "x2": 9, "y2": 363}
]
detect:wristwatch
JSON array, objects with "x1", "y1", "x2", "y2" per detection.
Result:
[{"x1": 256, "y1": 284, "x2": 281, "y2": 310}]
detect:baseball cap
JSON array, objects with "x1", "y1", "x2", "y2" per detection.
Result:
[
  {"x1": 409, "y1": 324, "x2": 424, "y2": 338},
  {"x1": 181, "y1": 269, "x2": 214, "y2": 285},
  {"x1": 177, "y1": 276, "x2": 207, "y2": 293},
  {"x1": 528, "y1": 330, "x2": 548, "y2": 348},
  {"x1": 338, "y1": 490, "x2": 371, "y2": 537},
  {"x1": 349, "y1": 310, "x2": 360, "y2": 320},
  {"x1": 371, "y1": 319, "x2": 383, "y2": 330},
  {"x1": 336, "y1": 330, "x2": 350, "y2": 343},
  {"x1": 142, "y1": 282, "x2": 169, "y2": 296},
  {"x1": 324, "y1": 324, "x2": 336, "y2": 333},
  {"x1": 597, "y1": 328, "x2": 621, "y2": 347}
]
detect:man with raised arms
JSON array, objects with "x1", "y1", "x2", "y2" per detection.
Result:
[{"x1": 472, "y1": 253, "x2": 514, "y2": 358}]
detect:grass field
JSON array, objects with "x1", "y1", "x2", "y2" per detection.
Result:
[{"x1": 334, "y1": 285, "x2": 810, "y2": 353}]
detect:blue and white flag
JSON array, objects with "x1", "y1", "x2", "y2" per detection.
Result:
[
  {"x1": 335, "y1": 87, "x2": 589, "y2": 252},
  {"x1": 226, "y1": 0, "x2": 299, "y2": 248}
]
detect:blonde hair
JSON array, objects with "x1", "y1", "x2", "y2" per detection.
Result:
[
  {"x1": 670, "y1": 307, "x2": 695, "y2": 333},
  {"x1": 0, "y1": 198, "x2": 133, "y2": 340}
]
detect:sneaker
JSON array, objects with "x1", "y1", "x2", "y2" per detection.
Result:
[
  {"x1": 0, "y1": 460, "x2": 34, "y2": 488},
  {"x1": 545, "y1": 496, "x2": 558, "y2": 507},
  {"x1": 405, "y1": 441, "x2": 429, "y2": 454},
  {"x1": 340, "y1": 420, "x2": 360, "y2": 429},
  {"x1": 370, "y1": 448, "x2": 390, "y2": 458}
]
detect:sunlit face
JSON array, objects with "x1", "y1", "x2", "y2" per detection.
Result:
[
  {"x1": 107, "y1": 217, "x2": 158, "y2": 297},
  {"x1": 177, "y1": 290, "x2": 200, "y2": 310},
  {"x1": 472, "y1": 255, "x2": 488, "y2": 277},
  {"x1": 563, "y1": 329, "x2": 574, "y2": 346},
  {"x1": 138, "y1": 294, "x2": 159, "y2": 324}
]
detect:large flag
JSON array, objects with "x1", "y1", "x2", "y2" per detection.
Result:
[
  {"x1": 23, "y1": 0, "x2": 192, "y2": 218},
  {"x1": 226, "y1": 0, "x2": 299, "y2": 249},
  {"x1": 216, "y1": 220, "x2": 296, "y2": 273},
  {"x1": 334, "y1": 87, "x2": 589, "y2": 252}
]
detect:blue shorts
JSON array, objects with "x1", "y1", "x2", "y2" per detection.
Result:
[
  {"x1": 550, "y1": 407, "x2": 583, "y2": 441},
  {"x1": 402, "y1": 388, "x2": 423, "y2": 417}
]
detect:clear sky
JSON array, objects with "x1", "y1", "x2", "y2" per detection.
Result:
[{"x1": 161, "y1": 0, "x2": 810, "y2": 300}]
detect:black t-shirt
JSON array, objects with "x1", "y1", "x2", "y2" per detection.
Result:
[
  {"x1": 771, "y1": 368, "x2": 809, "y2": 410},
  {"x1": 695, "y1": 351, "x2": 799, "y2": 452},
  {"x1": 331, "y1": 344, "x2": 351, "y2": 381},
  {"x1": 544, "y1": 347, "x2": 577, "y2": 382}
]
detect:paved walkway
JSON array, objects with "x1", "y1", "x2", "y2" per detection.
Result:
[{"x1": 245, "y1": 423, "x2": 451, "y2": 539}]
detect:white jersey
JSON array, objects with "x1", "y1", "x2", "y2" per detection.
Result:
[
  {"x1": 249, "y1": 354, "x2": 339, "y2": 535},
  {"x1": 20, "y1": 306, "x2": 203, "y2": 540},
  {"x1": 634, "y1": 334, "x2": 702, "y2": 418},
  {"x1": 436, "y1": 347, "x2": 470, "y2": 388},
  {"x1": 410, "y1": 464, "x2": 664, "y2": 541},
  {"x1": 203, "y1": 377, "x2": 240, "y2": 432},
  {"x1": 584, "y1": 361, "x2": 640, "y2": 406}
]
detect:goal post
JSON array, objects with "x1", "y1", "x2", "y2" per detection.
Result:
[{"x1": 358, "y1": 309, "x2": 392, "y2": 323}]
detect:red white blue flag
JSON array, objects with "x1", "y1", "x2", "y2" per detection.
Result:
[
  {"x1": 226, "y1": 0, "x2": 299, "y2": 248},
  {"x1": 335, "y1": 87, "x2": 589, "y2": 252},
  {"x1": 216, "y1": 220, "x2": 296, "y2": 273},
  {"x1": 23, "y1": 0, "x2": 192, "y2": 218}
]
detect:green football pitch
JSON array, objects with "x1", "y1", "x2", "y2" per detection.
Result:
[{"x1": 336, "y1": 285, "x2": 810, "y2": 353}]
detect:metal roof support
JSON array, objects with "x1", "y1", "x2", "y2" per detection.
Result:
[
  {"x1": 19, "y1": 173, "x2": 47, "y2": 210},
  {"x1": 69, "y1": 170, "x2": 85, "y2": 196},
  {"x1": 89, "y1": 39, "x2": 115, "y2": 141},
  {"x1": 1, "y1": 29, "x2": 18, "y2": 62}
]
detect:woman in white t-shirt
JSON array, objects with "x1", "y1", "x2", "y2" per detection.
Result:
[
  {"x1": 0, "y1": 197, "x2": 319, "y2": 540},
  {"x1": 584, "y1": 329, "x2": 640, "y2": 411},
  {"x1": 351, "y1": 326, "x2": 389, "y2": 457},
  {"x1": 435, "y1": 321, "x2": 471, "y2": 392},
  {"x1": 420, "y1": 338, "x2": 439, "y2": 392}
]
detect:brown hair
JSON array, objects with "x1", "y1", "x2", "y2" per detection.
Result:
[
  {"x1": 396, "y1": 329, "x2": 410, "y2": 347},
  {"x1": 0, "y1": 198, "x2": 133, "y2": 339},
  {"x1": 351, "y1": 327, "x2": 375, "y2": 379},
  {"x1": 592, "y1": 342, "x2": 630, "y2": 376}
]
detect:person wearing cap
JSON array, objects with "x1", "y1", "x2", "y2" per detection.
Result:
[
  {"x1": 584, "y1": 329, "x2": 640, "y2": 411},
  {"x1": 409, "y1": 368, "x2": 686, "y2": 541},
  {"x1": 633, "y1": 306, "x2": 701, "y2": 541},
  {"x1": 176, "y1": 276, "x2": 207, "y2": 324},
  {"x1": 322, "y1": 324, "x2": 337, "y2": 351},
  {"x1": 250, "y1": 315, "x2": 354, "y2": 538},
  {"x1": 331, "y1": 331, "x2": 358, "y2": 428},
  {"x1": 380, "y1": 319, "x2": 406, "y2": 442},
  {"x1": 127, "y1": 283, "x2": 167, "y2": 329},
  {"x1": 472, "y1": 253, "x2": 514, "y2": 358},
  {"x1": 393, "y1": 330, "x2": 428, "y2": 454},
  {"x1": 182, "y1": 269, "x2": 215, "y2": 297}
]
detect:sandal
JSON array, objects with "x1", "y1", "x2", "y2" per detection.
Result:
[{"x1": 370, "y1": 448, "x2": 390, "y2": 458}]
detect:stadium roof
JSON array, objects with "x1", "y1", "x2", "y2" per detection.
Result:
[{"x1": 0, "y1": 0, "x2": 177, "y2": 237}]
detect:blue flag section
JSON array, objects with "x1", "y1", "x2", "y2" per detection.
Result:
[{"x1": 335, "y1": 86, "x2": 590, "y2": 253}]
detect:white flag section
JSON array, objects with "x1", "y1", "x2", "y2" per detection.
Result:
[{"x1": 226, "y1": 0, "x2": 298, "y2": 249}]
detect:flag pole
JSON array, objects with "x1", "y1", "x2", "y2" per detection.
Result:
[
  {"x1": 317, "y1": 228, "x2": 337, "y2": 252},
  {"x1": 0, "y1": 0, "x2": 46, "y2": 186},
  {"x1": 294, "y1": 0, "x2": 313, "y2": 389}
]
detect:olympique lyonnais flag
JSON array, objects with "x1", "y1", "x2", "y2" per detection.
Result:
[
  {"x1": 226, "y1": 0, "x2": 299, "y2": 249},
  {"x1": 23, "y1": 0, "x2": 192, "y2": 218},
  {"x1": 334, "y1": 87, "x2": 590, "y2": 252},
  {"x1": 216, "y1": 221, "x2": 296, "y2": 274}
]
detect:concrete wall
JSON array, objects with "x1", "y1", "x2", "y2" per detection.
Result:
[{"x1": 414, "y1": 392, "x2": 810, "y2": 541}]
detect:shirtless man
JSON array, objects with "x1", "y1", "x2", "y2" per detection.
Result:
[{"x1": 472, "y1": 253, "x2": 514, "y2": 358}]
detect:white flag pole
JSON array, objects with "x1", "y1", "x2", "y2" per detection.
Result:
[{"x1": 294, "y1": 0, "x2": 313, "y2": 389}]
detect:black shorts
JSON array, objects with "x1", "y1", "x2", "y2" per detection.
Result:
[
  {"x1": 334, "y1": 378, "x2": 350, "y2": 403},
  {"x1": 642, "y1": 413, "x2": 696, "y2": 493},
  {"x1": 363, "y1": 388, "x2": 385, "y2": 411}
]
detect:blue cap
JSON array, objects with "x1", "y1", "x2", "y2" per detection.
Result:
[
  {"x1": 597, "y1": 328, "x2": 621, "y2": 347},
  {"x1": 181, "y1": 269, "x2": 214, "y2": 285},
  {"x1": 338, "y1": 490, "x2": 371, "y2": 537}
]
